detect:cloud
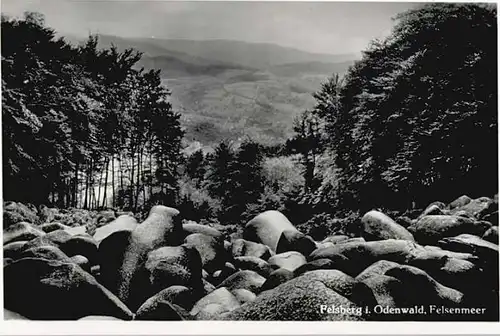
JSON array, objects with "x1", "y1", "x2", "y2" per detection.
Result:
[{"x1": 1, "y1": 0, "x2": 417, "y2": 54}]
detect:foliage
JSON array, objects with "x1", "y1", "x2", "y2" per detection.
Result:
[
  {"x1": 3, "y1": 4, "x2": 497, "y2": 235},
  {"x1": 295, "y1": 211, "x2": 361, "y2": 241},
  {"x1": 314, "y1": 3, "x2": 497, "y2": 212},
  {"x1": 2, "y1": 12, "x2": 184, "y2": 210}
]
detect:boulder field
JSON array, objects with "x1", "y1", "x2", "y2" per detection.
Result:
[{"x1": 2, "y1": 195, "x2": 499, "y2": 321}]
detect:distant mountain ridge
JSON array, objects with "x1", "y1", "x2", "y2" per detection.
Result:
[
  {"x1": 66, "y1": 34, "x2": 359, "y2": 145},
  {"x1": 123, "y1": 37, "x2": 358, "y2": 69}
]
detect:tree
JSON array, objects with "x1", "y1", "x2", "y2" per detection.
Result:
[
  {"x1": 206, "y1": 141, "x2": 236, "y2": 205},
  {"x1": 314, "y1": 3, "x2": 497, "y2": 212},
  {"x1": 288, "y1": 110, "x2": 324, "y2": 192},
  {"x1": 186, "y1": 149, "x2": 207, "y2": 183},
  {"x1": 2, "y1": 13, "x2": 185, "y2": 210}
]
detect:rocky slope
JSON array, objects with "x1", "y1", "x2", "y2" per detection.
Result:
[{"x1": 3, "y1": 195, "x2": 499, "y2": 321}]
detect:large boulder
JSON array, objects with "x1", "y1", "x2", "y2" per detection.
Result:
[
  {"x1": 182, "y1": 222, "x2": 222, "y2": 238},
  {"x1": 3, "y1": 222, "x2": 45, "y2": 245},
  {"x1": 20, "y1": 245, "x2": 71, "y2": 262},
  {"x1": 39, "y1": 222, "x2": 71, "y2": 233},
  {"x1": 38, "y1": 205, "x2": 58, "y2": 223},
  {"x1": 293, "y1": 258, "x2": 337, "y2": 277},
  {"x1": 359, "y1": 275, "x2": 404, "y2": 310},
  {"x1": 382, "y1": 265, "x2": 489, "y2": 321},
  {"x1": 355, "y1": 260, "x2": 401, "y2": 282},
  {"x1": 482, "y1": 226, "x2": 498, "y2": 243},
  {"x1": 3, "y1": 241, "x2": 28, "y2": 260},
  {"x1": 420, "y1": 204, "x2": 445, "y2": 217},
  {"x1": 321, "y1": 235, "x2": 350, "y2": 244},
  {"x1": 64, "y1": 226, "x2": 88, "y2": 236},
  {"x1": 276, "y1": 230, "x2": 317, "y2": 256},
  {"x1": 231, "y1": 288, "x2": 257, "y2": 304},
  {"x1": 3, "y1": 202, "x2": 39, "y2": 229},
  {"x1": 70, "y1": 255, "x2": 91, "y2": 272},
  {"x1": 135, "y1": 288, "x2": 194, "y2": 321},
  {"x1": 449, "y1": 195, "x2": 473, "y2": 209},
  {"x1": 310, "y1": 239, "x2": 476, "y2": 278},
  {"x1": 117, "y1": 206, "x2": 182, "y2": 307},
  {"x1": 4, "y1": 258, "x2": 133, "y2": 320},
  {"x1": 139, "y1": 245, "x2": 204, "y2": 307},
  {"x1": 222, "y1": 270, "x2": 373, "y2": 321},
  {"x1": 58, "y1": 235, "x2": 98, "y2": 265},
  {"x1": 244, "y1": 210, "x2": 298, "y2": 251},
  {"x1": 231, "y1": 239, "x2": 272, "y2": 260},
  {"x1": 216, "y1": 270, "x2": 266, "y2": 293},
  {"x1": 450, "y1": 197, "x2": 495, "y2": 219},
  {"x1": 97, "y1": 230, "x2": 132, "y2": 296},
  {"x1": 233, "y1": 256, "x2": 274, "y2": 277},
  {"x1": 184, "y1": 233, "x2": 227, "y2": 274},
  {"x1": 361, "y1": 211, "x2": 414, "y2": 242},
  {"x1": 23, "y1": 229, "x2": 72, "y2": 250},
  {"x1": 268, "y1": 251, "x2": 306, "y2": 272},
  {"x1": 93, "y1": 215, "x2": 138, "y2": 243},
  {"x1": 438, "y1": 234, "x2": 498, "y2": 261},
  {"x1": 385, "y1": 265, "x2": 463, "y2": 307},
  {"x1": 95, "y1": 210, "x2": 116, "y2": 228},
  {"x1": 260, "y1": 268, "x2": 295, "y2": 292},
  {"x1": 309, "y1": 240, "x2": 414, "y2": 276},
  {"x1": 408, "y1": 215, "x2": 491, "y2": 245},
  {"x1": 437, "y1": 234, "x2": 498, "y2": 289},
  {"x1": 140, "y1": 285, "x2": 197, "y2": 310},
  {"x1": 190, "y1": 287, "x2": 240, "y2": 319},
  {"x1": 4, "y1": 309, "x2": 29, "y2": 320}
]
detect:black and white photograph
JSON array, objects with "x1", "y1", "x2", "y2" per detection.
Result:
[{"x1": 1, "y1": 0, "x2": 499, "y2": 329}]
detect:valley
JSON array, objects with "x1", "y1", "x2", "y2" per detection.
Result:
[{"x1": 72, "y1": 35, "x2": 358, "y2": 146}]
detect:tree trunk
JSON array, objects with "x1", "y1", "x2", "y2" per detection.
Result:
[
  {"x1": 149, "y1": 145, "x2": 153, "y2": 201},
  {"x1": 111, "y1": 154, "x2": 115, "y2": 208},
  {"x1": 97, "y1": 161, "x2": 104, "y2": 210},
  {"x1": 134, "y1": 147, "x2": 142, "y2": 212},
  {"x1": 73, "y1": 160, "x2": 79, "y2": 208},
  {"x1": 92, "y1": 184, "x2": 97, "y2": 210},
  {"x1": 102, "y1": 157, "x2": 109, "y2": 209},
  {"x1": 88, "y1": 159, "x2": 93, "y2": 210},
  {"x1": 83, "y1": 159, "x2": 90, "y2": 210},
  {"x1": 118, "y1": 153, "x2": 124, "y2": 197},
  {"x1": 130, "y1": 149, "x2": 135, "y2": 211},
  {"x1": 142, "y1": 149, "x2": 147, "y2": 207}
]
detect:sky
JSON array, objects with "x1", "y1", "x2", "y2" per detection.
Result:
[{"x1": 1, "y1": 1, "x2": 419, "y2": 55}]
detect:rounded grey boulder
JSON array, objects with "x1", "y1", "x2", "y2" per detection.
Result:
[
  {"x1": 408, "y1": 215, "x2": 491, "y2": 245},
  {"x1": 216, "y1": 270, "x2": 266, "y2": 293},
  {"x1": 276, "y1": 230, "x2": 317, "y2": 256},
  {"x1": 233, "y1": 256, "x2": 274, "y2": 277},
  {"x1": 231, "y1": 238, "x2": 272, "y2": 260},
  {"x1": 361, "y1": 210, "x2": 414, "y2": 242},
  {"x1": 184, "y1": 233, "x2": 227, "y2": 274},
  {"x1": 4, "y1": 222, "x2": 45, "y2": 245},
  {"x1": 117, "y1": 205, "x2": 183, "y2": 307},
  {"x1": 4, "y1": 258, "x2": 133, "y2": 320},
  {"x1": 244, "y1": 210, "x2": 298, "y2": 251},
  {"x1": 222, "y1": 270, "x2": 373, "y2": 321},
  {"x1": 268, "y1": 251, "x2": 306, "y2": 272},
  {"x1": 93, "y1": 215, "x2": 137, "y2": 243}
]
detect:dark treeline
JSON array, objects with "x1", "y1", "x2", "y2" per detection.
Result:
[
  {"x1": 2, "y1": 4, "x2": 498, "y2": 234},
  {"x1": 2, "y1": 12, "x2": 184, "y2": 211}
]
